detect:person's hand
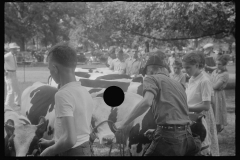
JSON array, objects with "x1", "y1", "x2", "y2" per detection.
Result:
[
  {"x1": 144, "y1": 129, "x2": 155, "y2": 140},
  {"x1": 114, "y1": 121, "x2": 126, "y2": 130},
  {"x1": 39, "y1": 138, "x2": 53, "y2": 148},
  {"x1": 144, "y1": 129, "x2": 155, "y2": 137}
]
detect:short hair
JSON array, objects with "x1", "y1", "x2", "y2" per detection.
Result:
[
  {"x1": 48, "y1": 42, "x2": 77, "y2": 68},
  {"x1": 182, "y1": 52, "x2": 201, "y2": 68},
  {"x1": 173, "y1": 59, "x2": 182, "y2": 68},
  {"x1": 108, "y1": 46, "x2": 116, "y2": 55},
  {"x1": 197, "y1": 52, "x2": 205, "y2": 69},
  {"x1": 217, "y1": 54, "x2": 230, "y2": 66},
  {"x1": 117, "y1": 49, "x2": 124, "y2": 55}
]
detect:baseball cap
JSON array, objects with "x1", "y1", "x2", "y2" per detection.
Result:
[{"x1": 142, "y1": 54, "x2": 165, "y2": 75}]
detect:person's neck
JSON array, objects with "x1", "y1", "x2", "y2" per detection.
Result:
[
  {"x1": 59, "y1": 71, "x2": 76, "y2": 87},
  {"x1": 192, "y1": 70, "x2": 201, "y2": 78}
]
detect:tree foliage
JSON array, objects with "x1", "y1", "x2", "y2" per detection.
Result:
[{"x1": 5, "y1": 2, "x2": 235, "y2": 52}]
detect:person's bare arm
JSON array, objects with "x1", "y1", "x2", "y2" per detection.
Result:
[
  {"x1": 189, "y1": 101, "x2": 211, "y2": 113},
  {"x1": 40, "y1": 116, "x2": 77, "y2": 156}
]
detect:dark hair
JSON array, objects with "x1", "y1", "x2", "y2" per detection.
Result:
[
  {"x1": 197, "y1": 52, "x2": 205, "y2": 69},
  {"x1": 117, "y1": 49, "x2": 124, "y2": 55},
  {"x1": 48, "y1": 42, "x2": 77, "y2": 68},
  {"x1": 173, "y1": 59, "x2": 182, "y2": 68},
  {"x1": 217, "y1": 54, "x2": 230, "y2": 66},
  {"x1": 182, "y1": 52, "x2": 201, "y2": 68},
  {"x1": 108, "y1": 46, "x2": 116, "y2": 55}
]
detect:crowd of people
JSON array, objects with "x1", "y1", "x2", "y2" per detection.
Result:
[
  {"x1": 4, "y1": 42, "x2": 232, "y2": 156},
  {"x1": 106, "y1": 45, "x2": 231, "y2": 156}
]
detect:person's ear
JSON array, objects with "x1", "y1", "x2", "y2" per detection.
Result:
[{"x1": 52, "y1": 64, "x2": 58, "y2": 74}]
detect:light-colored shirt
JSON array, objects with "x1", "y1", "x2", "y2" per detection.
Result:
[
  {"x1": 110, "y1": 58, "x2": 127, "y2": 74},
  {"x1": 54, "y1": 81, "x2": 94, "y2": 148},
  {"x1": 186, "y1": 72, "x2": 212, "y2": 108},
  {"x1": 4, "y1": 52, "x2": 17, "y2": 70},
  {"x1": 107, "y1": 57, "x2": 114, "y2": 67},
  {"x1": 129, "y1": 58, "x2": 141, "y2": 76},
  {"x1": 185, "y1": 72, "x2": 213, "y2": 155},
  {"x1": 168, "y1": 56, "x2": 175, "y2": 66},
  {"x1": 125, "y1": 57, "x2": 133, "y2": 76},
  {"x1": 210, "y1": 69, "x2": 229, "y2": 90}
]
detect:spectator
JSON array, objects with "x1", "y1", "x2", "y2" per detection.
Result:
[
  {"x1": 182, "y1": 52, "x2": 219, "y2": 156},
  {"x1": 106, "y1": 47, "x2": 116, "y2": 67},
  {"x1": 4, "y1": 43, "x2": 21, "y2": 111},
  {"x1": 125, "y1": 49, "x2": 134, "y2": 76},
  {"x1": 128, "y1": 48, "x2": 142, "y2": 77},
  {"x1": 170, "y1": 59, "x2": 187, "y2": 89},
  {"x1": 109, "y1": 49, "x2": 127, "y2": 74},
  {"x1": 210, "y1": 55, "x2": 230, "y2": 134}
]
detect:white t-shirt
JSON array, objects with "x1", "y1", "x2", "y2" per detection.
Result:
[
  {"x1": 186, "y1": 72, "x2": 213, "y2": 155},
  {"x1": 54, "y1": 81, "x2": 94, "y2": 148},
  {"x1": 4, "y1": 52, "x2": 17, "y2": 70},
  {"x1": 186, "y1": 72, "x2": 212, "y2": 108}
]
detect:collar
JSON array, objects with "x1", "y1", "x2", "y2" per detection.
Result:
[
  {"x1": 189, "y1": 72, "x2": 203, "y2": 83},
  {"x1": 216, "y1": 68, "x2": 227, "y2": 74},
  {"x1": 59, "y1": 81, "x2": 80, "y2": 91}
]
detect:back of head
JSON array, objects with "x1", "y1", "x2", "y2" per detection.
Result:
[
  {"x1": 48, "y1": 42, "x2": 77, "y2": 68},
  {"x1": 173, "y1": 59, "x2": 183, "y2": 68},
  {"x1": 217, "y1": 54, "x2": 230, "y2": 66},
  {"x1": 182, "y1": 51, "x2": 202, "y2": 68}
]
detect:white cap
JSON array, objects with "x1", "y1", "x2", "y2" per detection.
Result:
[{"x1": 8, "y1": 43, "x2": 20, "y2": 49}]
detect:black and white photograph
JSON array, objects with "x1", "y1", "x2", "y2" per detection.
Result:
[{"x1": 4, "y1": 2, "x2": 235, "y2": 156}]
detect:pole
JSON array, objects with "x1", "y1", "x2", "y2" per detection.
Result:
[{"x1": 24, "y1": 51, "x2": 25, "y2": 83}]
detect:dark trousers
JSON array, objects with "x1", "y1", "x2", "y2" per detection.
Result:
[
  {"x1": 144, "y1": 125, "x2": 201, "y2": 156},
  {"x1": 58, "y1": 141, "x2": 93, "y2": 156}
]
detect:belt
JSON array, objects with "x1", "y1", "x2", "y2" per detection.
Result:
[
  {"x1": 6, "y1": 70, "x2": 16, "y2": 72},
  {"x1": 157, "y1": 124, "x2": 189, "y2": 131}
]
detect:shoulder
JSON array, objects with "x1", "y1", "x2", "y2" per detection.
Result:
[
  {"x1": 200, "y1": 75, "x2": 212, "y2": 87},
  {"x1": 4, "y1": 52, "x2": 12, "y2": 58}
]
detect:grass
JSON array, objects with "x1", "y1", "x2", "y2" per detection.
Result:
[{"x1": 5, "y1": 64, "x2": 235, "y2": 156}]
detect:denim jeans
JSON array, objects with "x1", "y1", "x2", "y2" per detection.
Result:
[
  {"x1": 58, "y1": 141, "x2": 93, "y2": 156},
  {"x1": 144, "y1": 126, "x2": 201, "y2": 156}
]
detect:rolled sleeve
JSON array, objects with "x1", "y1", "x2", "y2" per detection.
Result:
[
  {"x1": 55, "y1": 93, "x2": 74, "y2": 117},
  {"x1": 143, "y1": 76, "x2": 158, "y2": 98},
  {"x1": 201, "y1": 80, "x2": 212, "y2": 102}
]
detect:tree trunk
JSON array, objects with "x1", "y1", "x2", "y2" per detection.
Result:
[
  {"x1": 19, "y1": 37, "x2": 25, "y2": 51},
  {"x1": 145, "y1": 41, "x2": 149, "y2": 53}
]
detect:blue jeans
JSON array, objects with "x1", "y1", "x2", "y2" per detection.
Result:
[{"x1": 144, "y1": 125, "x2": 201, "y2": 156}]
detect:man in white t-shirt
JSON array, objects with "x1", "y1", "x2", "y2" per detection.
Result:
[
  {"x1": 4, "y1": 43, "x2": 21, "y2": 110},
  {"x1": 39, "y1": 42, "x2": 95, "y2": 156}
]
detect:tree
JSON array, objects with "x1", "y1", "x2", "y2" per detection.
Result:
[{"x1": 83, "y1": 2, "x2": 235, "y2": 51}]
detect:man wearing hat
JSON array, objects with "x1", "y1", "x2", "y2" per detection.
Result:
[
  {"x1": 115, "y1": 53, "x2": 201, "y2": 156},
  {"x1": 167, "y1": 51, "x2": 176, "y2": 73},
  {"x1": 4, "y1": 43, "x2": 21, "y2": 110},
  {"x1": 109, "y1": 48, "x2": 127, "y2": 74}
]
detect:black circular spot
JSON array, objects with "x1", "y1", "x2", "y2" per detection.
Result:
[{"x1": 103, "y1": 86, "x2": 124, "y2": 108}]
